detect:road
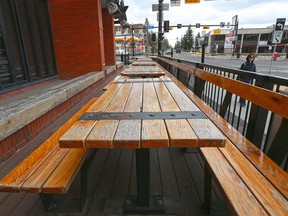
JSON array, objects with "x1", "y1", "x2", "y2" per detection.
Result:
[{"x1": 168, "y1": 52, "x2": 288, "y2": 79}]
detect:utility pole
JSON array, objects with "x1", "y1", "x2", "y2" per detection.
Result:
[{"x1": 158, "y1": 0, "x2": 163, "y2": 56}]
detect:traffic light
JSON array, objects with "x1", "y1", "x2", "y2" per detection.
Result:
[
  {"x1": 159, "y1": 33, "x2": 164, "y2": 41},
  {"x1": 164, "y1": 20, "x2": 170, "y2": 32},
  {"x1": 152, "y1": 33, "x2": 156, "y2": 41}
]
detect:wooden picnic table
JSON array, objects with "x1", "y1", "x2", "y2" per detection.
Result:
[{"x1": 59, "y1": 59, "x2": 226, "y2": 214}]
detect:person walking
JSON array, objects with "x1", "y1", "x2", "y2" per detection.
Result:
[{"x1": 239, "y1": 53, "x2": 256, "y2": 106}]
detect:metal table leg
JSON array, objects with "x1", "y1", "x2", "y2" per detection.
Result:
[{"x1": 123, "y1": 148, "x2": 165, "y2": 214}]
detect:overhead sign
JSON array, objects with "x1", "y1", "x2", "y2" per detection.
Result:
[
  {"x1": 275, "y1": 18, "x2": 286, "y2": 31},
  {"x1": 185, "y1": 0, "x2": 200, "y2": 3},
  {"x1": 152, "y1": 3, "x2": 169, "y2": 11},
  {"x1": 272, "y1": 31, "x2": 283, "y2": 44},
  {"x1": 203, "y1": 26, "x2": 209, "y2": 29}
]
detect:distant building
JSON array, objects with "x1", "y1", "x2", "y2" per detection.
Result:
[
  {"x1": 203, "y1": 26, "x2": 288, "y2": 55},
  {"x1": 114, "y1": 24, "x2": 146, "y2": 54}
]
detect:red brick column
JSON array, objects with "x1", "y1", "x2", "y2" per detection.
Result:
[
  {"x1": 48, "y1": 0, "x2": 105, "y2": 79},
  {"x1": 102, "y1": 9, "x2": 116, "y2": 65}
]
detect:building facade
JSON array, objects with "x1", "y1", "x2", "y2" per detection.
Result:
[
  {"x1": 204, "y1": 26, "x2": 288, "y2": 55},
  {"x1": 0, "y1": 0, "x2": 121, "y2": 160},
  {"x1": 0, "y1": 0, "x2": 116, "y2": 93}
]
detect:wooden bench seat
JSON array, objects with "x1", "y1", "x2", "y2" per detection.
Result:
[
  {"x1": 0, "y1": 98, "x2": 98, "y2": 212},
  {"x1": 157, "y1": 61, "x2": 288, "y2": 215}
]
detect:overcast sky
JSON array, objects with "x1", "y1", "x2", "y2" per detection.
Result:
[{"x1": 123, "y1": 0, "x2": 288, "y2": 45}]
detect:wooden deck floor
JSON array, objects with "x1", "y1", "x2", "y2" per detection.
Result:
[{"x1": 0, "y1": 148, "x2": 231, "y2": 216}]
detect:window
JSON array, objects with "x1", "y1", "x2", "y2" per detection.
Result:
[{"x1": 0, "y1": 0, "x2": 57, "y2": 91}]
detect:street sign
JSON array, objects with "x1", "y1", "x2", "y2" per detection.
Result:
[
  {"x1": 146, "y1": 25, "x2": 154, "y2": 29},
  {"x1": 203, "y1": 26, "x2": 209, "y2": 29},
  {"x1": 156, "y1": 12, "x2": 164, "y2": 21},
  {"x1": 177, "y1": 24, "x2": 182, "y2": 29},
  {"x1": 220, "y1": 22, "x2": 225, "y2": 28},
  {"x1": 272, "y1": 30, "x2": 283, "y2": 44},
  {"x1": 196, "y1": 23, "x2": 200, "y2": 28},
  {"x1": 275, "y1": 18, "x2": 286, "y2": 31},
  {"x1": 152, "y1": 3, "x2": 169, "y2": 11}
]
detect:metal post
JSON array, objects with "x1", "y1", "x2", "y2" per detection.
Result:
[
  {"x1": 132, "y1": 26, "x2": 135, "y2": 57},
  {"x1": 232, "y1": 15, "x2": 238, "y2": 56},
  {"x1": 158, "y1": 0, "x2": 163, "y2": 56},
  {"x1": 201, "y1": 44, "x2": 205, "y2": 63}
]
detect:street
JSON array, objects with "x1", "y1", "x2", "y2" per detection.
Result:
[{"x1": 169, "y1": 52, "x2": 288, "y2": 79}]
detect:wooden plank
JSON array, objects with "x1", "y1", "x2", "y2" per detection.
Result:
[
  {"x1": 164, "y1": 82, "x2": 200, "y2": 111},
  {"x1": 200, "y1": 148, "x2": 268, "y2": 216},
  {"x1": 113, "y1": 82, "x2": 143, "y2": 148},
  {"x1": 220, "y1": 141, "x2": 288, "y2": 215},
  {"x1": 86, "y1": 120, "x2": 119, "y2": 148},
  {"x1": 142, "y1": 82, "x2": 168, "y2": 148},
  {"x1": 42, "y1": 148, "x2": 88, "y2": 193},
  {"x1": 113, "y1": 120, "x2": 141, "y2": 148},
  {"x1": 0, "y1": 98, "x2": 98, "y2": 192},
  {"x1": 187, "y1": 119, "x2": 226, "y2": 147},
  {"x1": 157, "y1": 148, "x2": 180, "y2": 196},
  {"x1": 20, "y1": 147, "x2": 70, "y2": 192},
  {"x1": 58, "y1": 120, "x2": 96, "y2": 148},
  {"x1": 154, "y1": 82, "x2": 198, "y2": 147},
  {"x1": 110, "y1": 149, "x2": 133, "y2": 197}
]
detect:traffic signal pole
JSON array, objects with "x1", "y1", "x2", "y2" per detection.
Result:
[{"x1": 158, "y1": 0, "x2": 163, "y2": 56}]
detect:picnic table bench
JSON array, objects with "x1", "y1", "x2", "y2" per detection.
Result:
[
  {"x1": 0, "y1": 98, "x2": 98, "y2": 213},
  {"x1": 58, "y1": 59, "x2": 227, "y2": 214},
  {"x1": 155, "y1": 57, "x2": 288, "y2": 215}
]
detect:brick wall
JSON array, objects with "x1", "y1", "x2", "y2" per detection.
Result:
[
  {"x1": 48, "y1": 0, "x2": 106, "y2": 79},
  {"x1": 103, "y1": 9, "x2": 116, "y2": 66}
]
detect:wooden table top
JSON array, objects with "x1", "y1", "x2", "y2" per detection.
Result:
[
  {"x1": 120, "y1": 65, "x2": 165, "y2": 77},
  {"x1": 59, "y1": 62, "x2": 226, "y2": 149}
]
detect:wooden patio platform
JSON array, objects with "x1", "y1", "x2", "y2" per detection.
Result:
[{"x1": 0, "y1": 147, "x2": 231, "y2": 216}]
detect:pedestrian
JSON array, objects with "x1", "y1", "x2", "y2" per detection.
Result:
[{"x1": 239, "y1": 53, "x2": 256, "y2": 106}]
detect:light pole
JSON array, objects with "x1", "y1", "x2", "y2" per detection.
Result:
[{"x1": 158, "y1": 0, "x2": 163, "y2": 56}]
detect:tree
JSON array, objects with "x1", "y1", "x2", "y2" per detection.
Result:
[
  {"x1": 144, "y1": 18, "x2": 157, "y2": 54},
  {"x1": 181, "y1": 25, "x2": 194, "y2": 51}
]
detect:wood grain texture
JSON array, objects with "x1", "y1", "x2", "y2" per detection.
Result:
[
  {"x1": 200, "y1": 148, "x2": 268, "y2": 216},
  {"x1": 20, "y1": 147, "x2": 70, "y2": 193},
  {"x1": 42, "y1": 148, "x2": 88, "y2": 193},
  {"x1": 86, "y1": 120, "x2": 118, "y2": 148},
  {"x1": 0, "y1": 98, "x2": 98, "y2": 192}
]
